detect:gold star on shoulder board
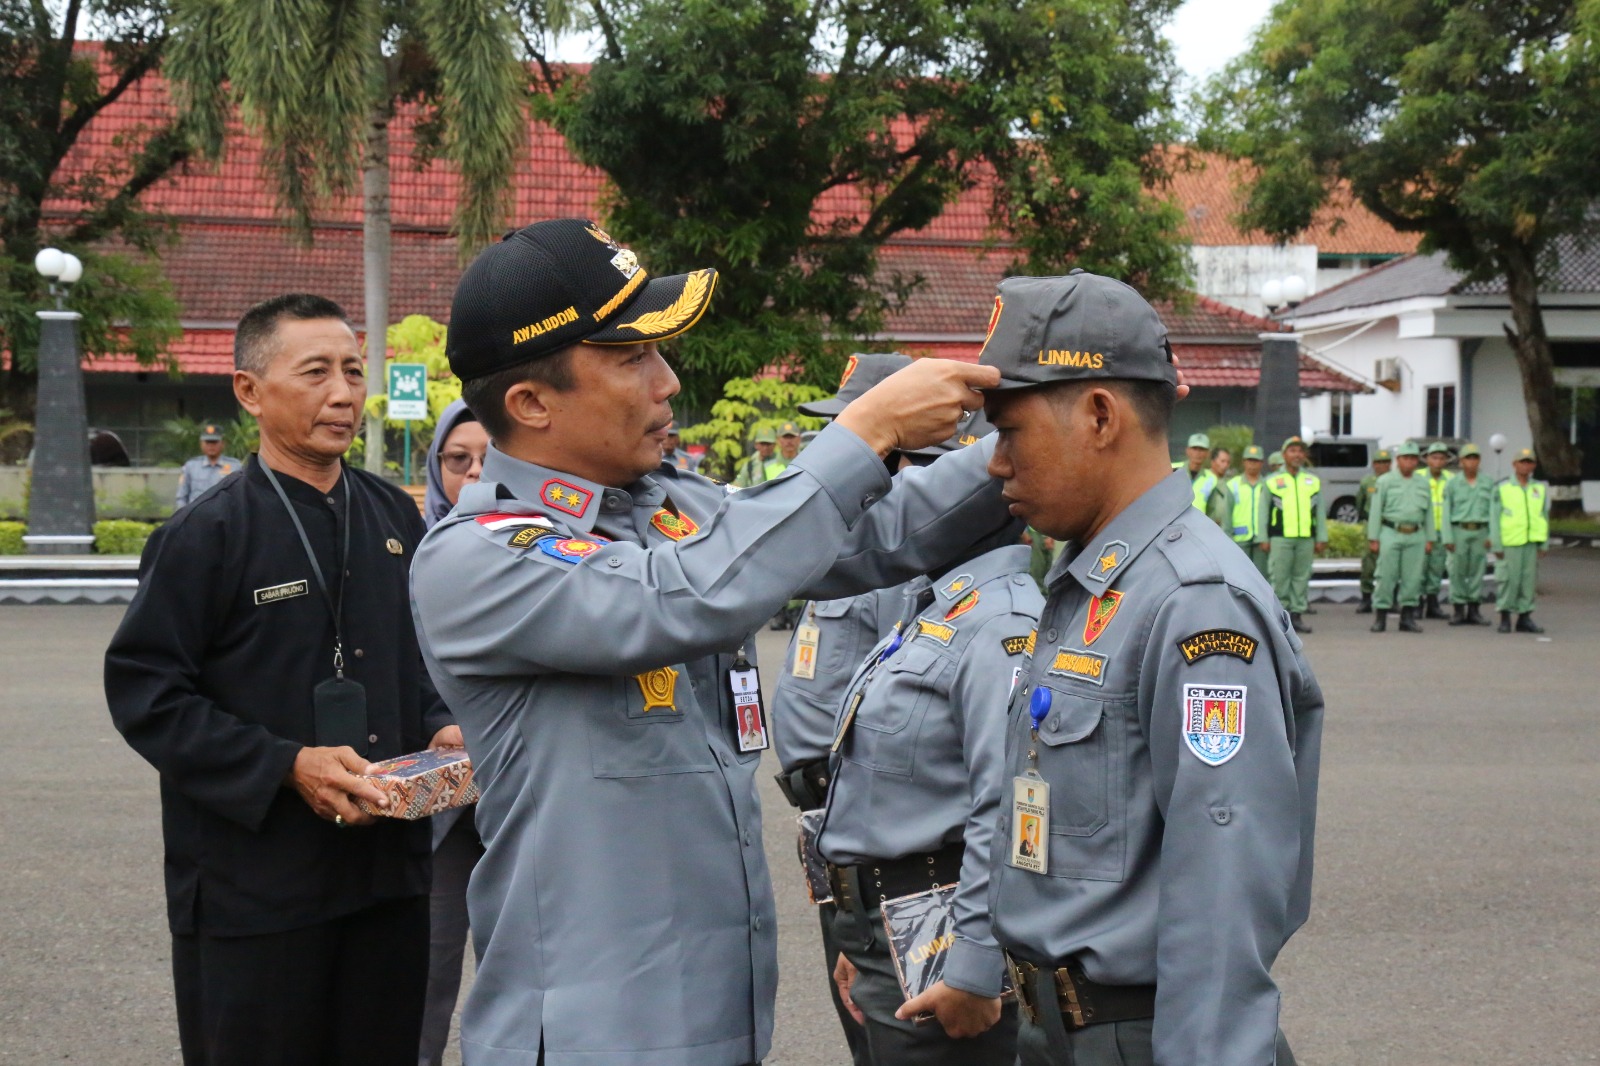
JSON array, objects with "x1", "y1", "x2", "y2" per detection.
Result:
[{"x1": 1098, "y1": 550, "x2": 1119, "y2": 573}]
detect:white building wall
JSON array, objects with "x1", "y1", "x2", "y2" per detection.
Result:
[
  {"x1": 1469, "y1": 338, "x2": 1600, "y2": 509},
  {"x1": 1188, "y1": 245, "x2": 1319, "y2": 317},
  {"x1": 1295, "y1": 319, "x2": 1460, "y2": 445}
]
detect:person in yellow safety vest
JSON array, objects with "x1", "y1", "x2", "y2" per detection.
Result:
[
  {"x1": 1226, "y1": 444, "x2": 1270, "y2": 577},
  {"x1": 1173, "y1": 432, "x2": 1228, "y2": 527},
  {"x1": 1420, "y1": 441, "x2": 1455, "y2": 619},
  {"x1": 1490, "y1": 447, "x2": 1550, "y2": 634},
  {"x1": 1258, "y1": 435, "x2": 1327, "y2": 634}
]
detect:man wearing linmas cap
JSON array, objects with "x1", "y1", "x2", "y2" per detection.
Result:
[
  {"x1": 976, "y1": 270, "x2": 1321, "y2": 1066},
  {"x1": 409, "y1": 218, "x2": 1018, "y2": 1066}
]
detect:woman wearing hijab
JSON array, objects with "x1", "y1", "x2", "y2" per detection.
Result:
[{"x1": 419, "y1": 400, "x2": 488, "y2": 1066}]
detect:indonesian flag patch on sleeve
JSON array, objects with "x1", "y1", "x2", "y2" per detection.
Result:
[{"x1": 1182, "y1": 684, "x2": 1246, "y2": 766}]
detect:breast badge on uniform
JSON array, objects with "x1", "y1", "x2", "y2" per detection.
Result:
[
  {"x1": 1046, "y1": 648, "x2": 1107, "y2": 685},
  {"x1": 385, "y1": 538, "x2": 404, "y2": 555},
  {"x1": 916, "y1": 619, "x2": 957, "y2": 646},
  {"x1": 944, "y1": 589, "x2": 979, "y2": 621},
  {"x1": 536, "y1": 535, "x2": 608, "y2": 564},
  {"x1": 1088, "y1": 540, "x2": 1129, "y2": 583},
  {"x1": 939, "y1": 573, "x2": 974, "y2": 600},
  {"x1": 636, "y1": 666, "x2": 679, "y2": 712},
  {"x1": 1082, "y1": 589, "x2": 1123, "y2": 645},
  {"x1": 649, "y1": 508, "x2": 700, "y2": 541},
  {"x1": 1176, "y1": 629, "x2": 1259, "y2": 665},
  {"x1": 539, "y1": 478, "x2": 593, "y2": 517},
  {"x1": 1182, "y1": 684, "x2": 1247, "y2": 765}
]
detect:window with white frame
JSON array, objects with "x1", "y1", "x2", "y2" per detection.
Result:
[
  {"x1": 1425, "y1": 384, "x2": 1456, "y2": 439},
  {"x1": 1329, "y1": 393, "x2": 1353, "y2": 436}
]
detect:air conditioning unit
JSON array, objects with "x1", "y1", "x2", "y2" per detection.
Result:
[{"x1": 1374, "y1": 358, "x2": 1402, "y2": 392}]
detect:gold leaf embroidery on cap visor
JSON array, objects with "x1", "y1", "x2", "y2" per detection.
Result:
[{"x1": 615, "y1": 269, "x2": 713, "y2": 335}]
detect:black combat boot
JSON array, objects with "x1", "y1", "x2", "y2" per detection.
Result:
[
  {"x1": 1305, "y1": 605, "x2": 1318, "y2": 615},
  {"x1": 1291, "y1": 613, "x2": 1313, "y2": 634},
  {"x1": 1497, "y1": 611, "x2": 1512, "y2": 633},
  {"x1": 1424, "y1": 594, "x2": 1448, "y2": 620},
  {"x1": 1448, "y1": 603, "x2": 1468, "y2": 626},
  {"x1": 1466, "y1": 603, "x2": 1489, "y2": 626},
  {"x1": 1369, "y1": 609, "x2": 1388, "y2": 633},
  {"x1": 1398, "y1": 606, "x2": 1424, "y2": 633},
  {"x1": 1356, "y1": 594, "x2": 1373, "y2": 614},
  {"x1": 1516, "y1": 613, "x2": 1546, "y2": 634}
]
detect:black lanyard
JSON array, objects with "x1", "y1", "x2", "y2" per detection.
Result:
[{"x1": 260, "y1": 460, "x2": 352, "y2": 678}]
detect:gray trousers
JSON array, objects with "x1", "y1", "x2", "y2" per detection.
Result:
[
  {"x1": 1015, "y1": 1012, "x2": 1296, "y2": 1065},
  {"x1": 417, "y1": 812, "x2": 484, "y2": 1066},
  {"x1": 828, "y1": 897, "x2": 1018, "y2": 1065}
]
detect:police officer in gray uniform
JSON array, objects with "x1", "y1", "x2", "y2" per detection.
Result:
[
  {"x1": 174, "y1": 422, "x2": 242, "y2": 508},
  {"x1": 409, "y1": 219, "x2": 1020, "y2": 1066},
  {"x1": 977, "y1": 272, "x2": 1323, "y2": 1066},
  {"x1": 820, "y1": 532, "x2": 1041, "y2": 1063}
]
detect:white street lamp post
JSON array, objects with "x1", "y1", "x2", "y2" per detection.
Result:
[{"x1": 25, "y1": 248, "x2": 96, "y2": 555}]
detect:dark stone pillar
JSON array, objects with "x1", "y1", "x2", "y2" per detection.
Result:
[
  {"x1": 24, "y1": 310, "x2": 96, "y2": 555},
  {"x1": 1256, "y1": 332, "x2": 1303, "y2": 454}
]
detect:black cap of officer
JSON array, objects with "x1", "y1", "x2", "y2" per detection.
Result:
[
  {"x1": 447, "y1": 218, "x2": 718, "y2": 381},
  {"x1": 797, "y1": 353, "x2": 912, "y2": 416},
  {"x1": 977, "y1": 271, "x2": 1176, "y2": 390}
]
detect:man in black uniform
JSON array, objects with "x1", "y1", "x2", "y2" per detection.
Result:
[{"x1": 104, "y1": 294, "x2": 458, "y2": 1066}]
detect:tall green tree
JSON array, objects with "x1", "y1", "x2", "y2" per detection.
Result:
[
  {"x1": 168, "y1": 0, "x2": 529, "y2": 472},
  {"x1": 0, "y1": 1, "x2": 188, "y2": 417},
  {"x1": 540, "y1": 0, "x2": 1191, "y2": 411},
  {"x1": 1201, "y1": 0, "x2": 1600, "y2": 513}
]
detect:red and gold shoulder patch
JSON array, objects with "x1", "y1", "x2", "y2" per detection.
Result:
[
  {"x1": 540, "y1": 478, "x2": 593, "y2": 517},
  {"x1": 650, "y1": 508, "x2": 701, "y2": 541},
  {"x1": 945, "y1": 589, "x2": 980, "y2": 621},
  {"x1": 1083, "y1": 589, "x2": 1123, "y2": 645}
]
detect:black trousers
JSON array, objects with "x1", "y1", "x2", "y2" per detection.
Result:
[{"x1": 172, "y1": 895, "x2": 430, "y2": 1066}]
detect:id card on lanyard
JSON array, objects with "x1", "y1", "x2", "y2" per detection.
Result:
[
  {"x1": 730, "y1": 649, "x2": 768, "y2": 753},
  {"x1": 1010, "y1": 685, "x2": 1052, "y2": 873}
]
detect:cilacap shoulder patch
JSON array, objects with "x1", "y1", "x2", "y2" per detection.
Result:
[{"x1": 1182, "y1": 683, "x2": 1246, "y2": 765}]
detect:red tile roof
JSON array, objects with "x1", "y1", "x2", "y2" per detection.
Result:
[{"x1": 1171, "y1": 343, "x2": 1369, "y2": 393}]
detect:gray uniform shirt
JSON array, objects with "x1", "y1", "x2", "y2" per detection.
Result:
[
  {"x1": 771, "y1": 581, "x2": 918, "y2": 775},
  {"x1": 410, "y1": 425, "x2": 1016, "y2": 1066},
  {"x1": 174, "y1": 454, "x2": 242, "y2": 508},
  {"x1": 819, "y1": 544, "x2": 1043, "y2": 998},
  {"x1": 990, "y1": 470, "x2": 1323, "y2": 1066}
]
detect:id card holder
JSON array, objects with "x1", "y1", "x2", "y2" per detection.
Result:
[
  {"x1": 313, "y1": 675, "x2": 369, "y2": 755},
  {"x1": 730, "y1": 663, "x2": 769, "y2": 752},
  {"x1": 792, "y1": 622, "x2": 820, "y2": 680},
  {"x1": 1009, "y1": 772, "x2": 1049, "y2": 873}
]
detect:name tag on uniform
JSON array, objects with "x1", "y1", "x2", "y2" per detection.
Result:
[
  {"x1": 254, "y1": 579, "x2": 309, "y2": 606},
  {"x1": 1010, "y1": 775, "x2": 1049, "y2": 873},
  {"x1": 730, "y1": 666, "x2": 769, "y2": 752},
  {"x1": 791, "y1": 622, "x2": 820, "y2": 680}
]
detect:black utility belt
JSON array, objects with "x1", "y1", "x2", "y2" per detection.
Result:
[
  {"x1": 826, "y1": 842, "x2": 965, "y2": 912},
  {"x1": 1382, "y1": 520, "x2": 1422, "y2": 533},
  {"x1": 774, "y1": 760, "x2": 831, "y2": 811},
  {"x1": 1006, "y1": 954, "x2": 1156, "y2": 1032},
  {"x1": 1455, "y1": 521, "x2": 1486, "y2": 530}
]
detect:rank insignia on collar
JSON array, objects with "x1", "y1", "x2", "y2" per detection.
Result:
[
  {"x1": 939, "y1": 573, "x2": 974, "y2": 600},
  {"x1": 540, "y1": 478, "x2": 593, "y2": 517},
  {"x1": 650, "y1": 507, "x2": 701, "y2": 541},
  {"x1": 536, "y1": 535, "x2": 608, "y2": 564},
  {"x1": 1182, "y1": 684, "x2": 1246, "y2": 766},
  {"x1": 1088, "y1": 539, "x2": 1129, "y2": 583},
  {"x1": 945, "y1": 589, "x2": 979, "y2": 621},
  {"x1": 1083, "y1": 589, "x2": 1123, "y2": 645},
  {"x1": 916, "y1": 619, "x2": 957, "y2": 646},
  {"x1": 636, "y1": 666, "x2": 679, "y2": 713},
  {"x1": 1177, "y1": 629, "x2": 1259, "y2": 665}
]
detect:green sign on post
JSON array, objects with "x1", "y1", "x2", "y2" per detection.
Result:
[{"x1": 387, "y1": 363, "x2": 429, "y2": 483}]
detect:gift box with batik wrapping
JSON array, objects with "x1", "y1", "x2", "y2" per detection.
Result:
[{"x1": 356, "y1": 747, "x2": 478, "y2": 819}]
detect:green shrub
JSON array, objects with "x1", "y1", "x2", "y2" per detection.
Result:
[
  {"x1": 94, "y1": 519, "x2": 156, "y2": 555},
  {"x1": 1203, "y1": 425, "x2": 1255, "y2": 477},
  {"x1": 1327, "y1": 520, "x2": 1366, "y2": 558},
  {"x1": 0, "y1": 521, "x2": 24, "y2": 554},
  {"x1": 1551, "y1": 515, "x2": 1600, "y2": 538}
]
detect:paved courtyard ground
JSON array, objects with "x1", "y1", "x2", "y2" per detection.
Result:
[{"x1": 1, "y1": 548, "x2": 1596, "y2": 1064}]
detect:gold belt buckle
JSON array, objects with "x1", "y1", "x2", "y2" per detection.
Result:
[
  {"x1": 1054, "y1": 967, "x2": 1087, "y2": 1029},
  {"x1": 1006, "y1": 955, "x2": 1038, "y2": 1026}
]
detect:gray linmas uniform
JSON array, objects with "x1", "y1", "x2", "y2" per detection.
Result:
[
  {"x1": 174, "y1": 454, "x2": 242, "y2": 507},
  {"x1": 819, "y1": 545, "x2": 1042, "y2": 1063},
  {"x1": 991, "y1": 470, "x2": 1323, "y2": 1066},
  {"x1": 410, "y1": 425, "x2": 1017, "y2": 1066}
]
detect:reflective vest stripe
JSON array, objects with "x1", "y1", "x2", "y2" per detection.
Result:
[
  {"x1": 1228, "y1": 476, "x2": 1260, "y2": 541},
  {"x1": 1497, "y1": 480, "x2": 1549, "y2": 546},
  {"x1": 1191, "y1": 470, "x2": 1217, "y2": 512},
  {"x1": 1267, "y1": 472, "x2": 1319, "y2": 538}
]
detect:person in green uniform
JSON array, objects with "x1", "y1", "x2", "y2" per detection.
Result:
[
  {"x1": 734, "y1": 426, "x2": 779, "y2": 487},
  {"x1": 1267, "y1": 450, "x2": 1284, "y2": 474},
  {"x1": 1490, "y1": 447, "x2": 1550, "y2": 633},
  {"x1": 1354, "y1": 449, "x2": 1391, "y2": 614},
  {"x1": 1258, "y1": 435, "x2": 1326, "y2": 633},
  {"x1": 1227, "y1": 444, "x2": 1270, "y2": 576},
  {"x1": 1175, "y1": 432, "x2": 1228, "y2": 525},
  {"x1": 1443, "y1": 443, "x2": 1495, "y2": 626},
  {"x1": 1420, "y1": 442, "x2": 1454, "y2": 619},
  {"x1": 1367, "y1": 441, "x2": 1434, "y2": 633}
]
